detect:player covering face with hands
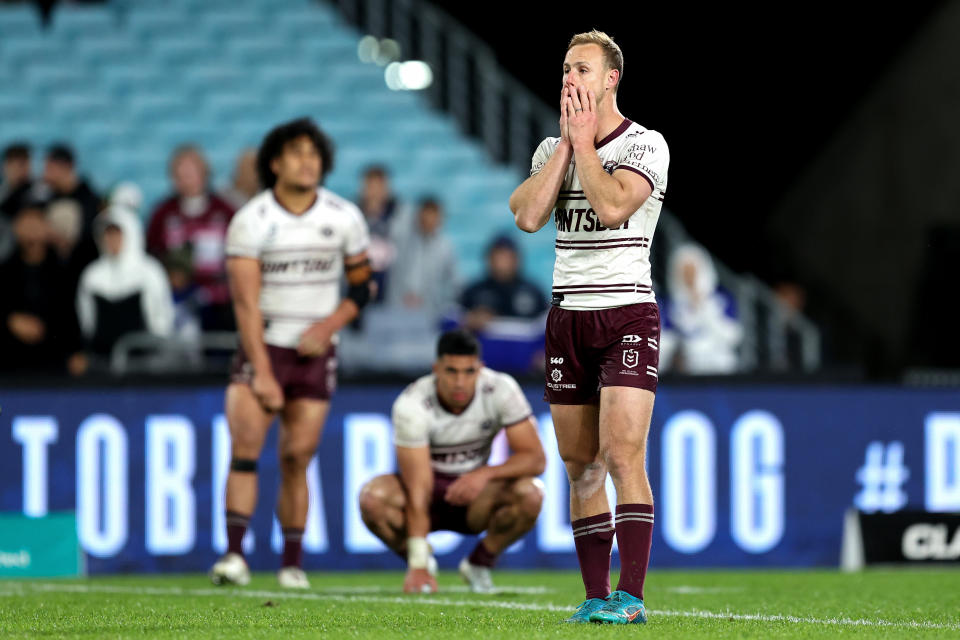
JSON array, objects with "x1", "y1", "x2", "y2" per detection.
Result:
[
  {"x1": 510, "y1": 30, "x2": 670, "y2": 624},
  {"x1": 359, "y1": 330, "x2": 545, "y2": 594}
]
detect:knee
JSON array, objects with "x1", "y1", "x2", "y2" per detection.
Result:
[
  {"x1": 512, "y1": 477, "x2": 544, "y2": 520},
  {"x1": 231, "y1": 431, "x2": 262, "y2": 458},
  {"x1": 358, "y1": 480, "x2": 399, "y2": 522},
  {"x1": 279, "y1": 446, "x2": 314, "y2": 475},
  {"x1": 564, "y1": 459, "x2": 607, "y2": 499},
  {"x1": 599, "y1": 445, "x2": 644, "y2": 482}
]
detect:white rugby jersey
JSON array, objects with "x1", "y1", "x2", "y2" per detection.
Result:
[
  {"x1": 225, "y1": 188, "x2": 369, "y2": 348},
  {"x1": 530, "y1": 119, "x2": 669, "y2": 310},
  {"x1": 392, "y1": 367, "x2": 533, "y2": 475}
]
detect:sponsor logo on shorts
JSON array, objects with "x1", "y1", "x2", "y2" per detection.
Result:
[
  {"x1": 623, "y1": 349, "x2": 639, "y2": 368},
  {"x1": 547, "y1": 382, "x2": 577, "y2": 390},
  {"x1": 550, "y1": 357, "x2": 564, "y2": 364},
  {"x1": 551, "y1": 368, "x2": 563, "y2": 382},
  {"x1": 622, "y1": 335, "x2": 642, "y2": 343}
]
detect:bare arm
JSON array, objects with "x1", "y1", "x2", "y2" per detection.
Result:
[
  {"x1": 227, "y1": 256, "x2": 282, "y2": 410},
  {"x1": 445, "y1": 417, "x2": 545, "y2": 506},
  {"x1": 396, "y1": 444, "x2": 433, "y2": 539},
  {"x1": 567, "y1": 87, "x2": 654, "y2": 228},
  {"x1": 509, "y1": 142, "x2": 571, "y2": 233},
  {"x1": 396, "y1": 443, "x2": 438, "y2": 593},
  {"x1": 227, "y1": 256, "x2": 270, "y2": 374},
  {"x1": 489, "y1": 417, "x2": 546, "y2": 480},
  {"x1": 509, "y1": 87, "x2": 576, "y2": 233},
  {"x1": 297, "y1": 250, "x2": 372, "y2": 356}
]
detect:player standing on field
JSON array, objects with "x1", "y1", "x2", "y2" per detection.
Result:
[
  {"x1": 210, "y1": 118, "x2": 373, "y2": 589},
  {"x1": 358, "y1": 329, "x2": 545, "y2": 594},
  {"x1": 509, "y1": 30, "x2": 669, "y2": 624}
]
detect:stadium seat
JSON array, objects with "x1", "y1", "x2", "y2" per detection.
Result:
[
  {"x1": 50, "y1": 5, "x2": 118, "y2": 40},
  {"x1": 72, "y1": 34, "x2": 141, "y2": 67},
  {"x1": 149, "y1": 35, "x2": 218, "y2": 68},
  {"x1": 0, "y1": 4, "x2": 42, "y2": 37},
  {"x1": 223, "y1": 38, "x2": 295, "y2": 67},
  {"x1": 124, "y1": 7, "x2": 193, "y2": 39},
  {"x1": 127, "y1": 93, "x2": 196, "y2": 123}
]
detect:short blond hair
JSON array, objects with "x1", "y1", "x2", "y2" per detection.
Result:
[{"x1": 567, "y1": 30, "x2": 623, "y2": 91}]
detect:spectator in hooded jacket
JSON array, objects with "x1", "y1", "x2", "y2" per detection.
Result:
[
  {"x1": 77, "y1": 206, "x2": 174, "y2": 357},
  {"x1": 660, "y1": 243, "x2": 742, "y2": 374}
]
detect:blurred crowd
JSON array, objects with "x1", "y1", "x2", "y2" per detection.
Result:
[{"x1": 0, "y1": 141, "x2": 744, "y2": 378}]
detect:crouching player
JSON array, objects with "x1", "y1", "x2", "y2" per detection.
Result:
[{"x1": 359, "y1": 329, "x2": 545, "y2": 593}]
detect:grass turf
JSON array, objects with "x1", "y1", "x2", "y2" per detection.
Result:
[{"x1": 1, "y1": 569, "x2": 958, "y2": 638}]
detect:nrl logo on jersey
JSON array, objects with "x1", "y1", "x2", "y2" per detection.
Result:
[{"x1": 622, "y1": 349, "x2": 639, "y2": 368}]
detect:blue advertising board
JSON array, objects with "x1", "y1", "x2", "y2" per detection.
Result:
[{"x1": 1, "y1": 384, "x2": 958, "y2": 574}]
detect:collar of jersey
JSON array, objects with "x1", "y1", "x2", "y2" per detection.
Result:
[{"x1": 595, "y1": 118, "x2": 633, "y2": 150}]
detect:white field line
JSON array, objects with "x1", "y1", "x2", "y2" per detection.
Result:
[
  {"x1": 666, "y1": 586, "x2": 744, "y2": 594},
  {"x1": 0, "y1": 582, "x2": 957, "y2": 632}
]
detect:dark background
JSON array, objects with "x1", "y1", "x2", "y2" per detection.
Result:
[
  {"x1": 442, "y1": 3, "x2": 941, "y2": 277},
  {"x1": 439, "y1": 2, "x2": 955, "y2": 376}
]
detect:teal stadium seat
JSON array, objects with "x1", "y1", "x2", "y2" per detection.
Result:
[
  {"x1": 125, "y1": 8, "x2": 193, "y2": 39},
  {"x1": 0, "y1": 4, "x2": 42, "y2": 37},
  {"x1": 1, "y1": 0, "x2": 546, "y2": 279},
  {"x1": 50, "y1": 5, "x2": 118, "y2": 40}
]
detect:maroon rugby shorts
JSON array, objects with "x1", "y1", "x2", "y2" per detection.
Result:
[
  {"x1": 230, "y1": 344, "x2": 337, "y2": 401},
  {"x1": 544, "y1": 302, "x2": 660, "y2": 404}
]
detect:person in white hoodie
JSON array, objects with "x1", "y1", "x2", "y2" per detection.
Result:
[
  {"x1": 660, "y1": 243, "x2": 742, "y2": 374},
  {"x1": 76, "y1": 206, "x2": 174, "y2": 356}
]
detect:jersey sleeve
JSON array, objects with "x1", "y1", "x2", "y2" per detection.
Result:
[
  {"x1": 529, "y1": 137, "x2": 556, "y2": 177},
  {"x1": 343, "y1": 205, "x2": 370, "y2": 257},
  {"x1": 224, "y1": 207, "x2": 263, "y2": 259},
  {"x1": 615, "y1": 131, "x2": 669, "y2": 192},
  {"x1": 392, "y1": 392, "x2": 429, "y2": 448},
  {"x1": 494, "y1": 373, "x2": 533, "y2": 427}
]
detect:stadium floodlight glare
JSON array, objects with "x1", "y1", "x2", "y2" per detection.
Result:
[
  {"x1": 357, "y1": 35, "x2": 378, "y2": 63},
  {"x1": 374, "y1": 38, "x2": 401, "y2": 66},
  {"x1": 398, "y1": 61, "x2": 432, "y2": 90},
  {"x1": 385, "y1": 61, "x2": 433, "y2": 91}
]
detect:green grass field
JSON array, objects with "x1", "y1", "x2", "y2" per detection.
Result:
[{"x1": 1, "y1": 569, "x2": 958, "y2": 639}]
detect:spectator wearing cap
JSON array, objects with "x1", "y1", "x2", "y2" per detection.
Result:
[
  {"x1": 145, "y1": 145, "x2": 236, "y2": 331},
  {"x1": 0, "y1": 204, "x2": 86, "y2": 376},
  {"x1": 386, "y1": 197, "x2": 458, "y2": 318},
  {"x1": 76, "y1": 206, "x2": 174, "y2": 358},
  {"x1": 41, "y1": 144, "x2": 101, "y2": 271},
  {"x1": 460, "y1": 235, "x2": 548, "y2": 331}
]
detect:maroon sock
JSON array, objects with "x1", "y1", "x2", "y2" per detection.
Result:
[
  {"x1": 282, "y1": 527, "x2": 304, "y2": 568},
  {"x1": 226, "y1": 511, "x2": 250, "y2": 556},
  {"x1": 614, "y1": 504, "x2": 654, "y2": 600},
  {"x1": 467, "y1": 538, "x2": 497, "y2": 568},
  {"x1": 572, "y1": 512, "x2": 615, "y2": 600}
]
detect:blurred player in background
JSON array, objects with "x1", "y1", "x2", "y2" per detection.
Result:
[
  {"x1": 210, "y1": 118, "x2": 372, "y2": 589},
  {"x1": 359, "y1": 329, "x2": 545, "y2": 594},
  {"x1": 510, "y1": 30, "x2": 669, "y2": 624}
]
